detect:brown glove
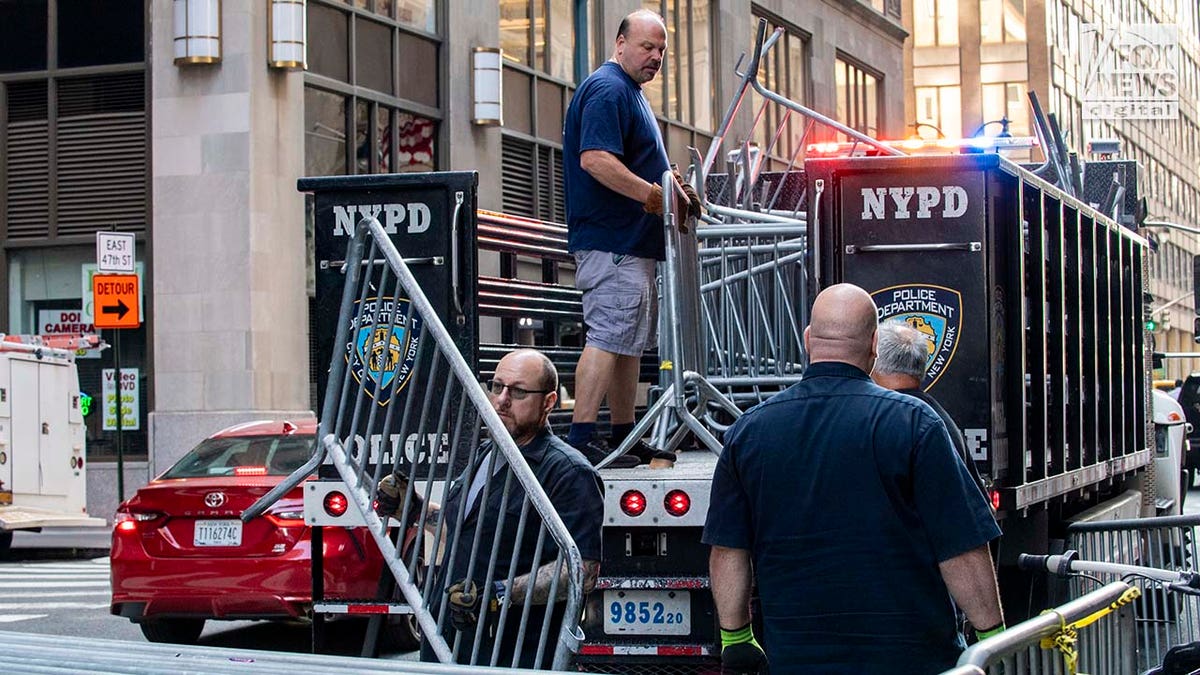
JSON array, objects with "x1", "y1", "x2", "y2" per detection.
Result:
[
  {"x1": 374, "y1": 470, "x2": 423, "y2": 526},
  {"x1": 674, "y1": 169, "x2": 704, "y2": 220},
  {"x1": 643, "y1": 183, "x2": 664, "y2": 215}
]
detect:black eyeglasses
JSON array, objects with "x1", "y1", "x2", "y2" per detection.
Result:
[{"x1": 487, "y1": 380, "x2": 553, "y2": 400}]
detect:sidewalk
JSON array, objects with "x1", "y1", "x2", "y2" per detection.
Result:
[{"x1": 12, "y1": 527, "x2": 111, "y2": 551}]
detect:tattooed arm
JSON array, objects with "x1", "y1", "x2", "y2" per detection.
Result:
[
  {"x1": 420, "y1": 502, "x2": 442, "y2": 533},
  {"x1": 506, "y1": 559, "x2": 600, "y2": 605}
]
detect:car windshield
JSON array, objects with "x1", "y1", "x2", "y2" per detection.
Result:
[{"x1": 162, "y1": 435, "x2": 314, "y2": 478}]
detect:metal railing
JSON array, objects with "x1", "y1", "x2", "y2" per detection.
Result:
[
  {"x1": 246, "y1": 217, "x2": 586, "y2": 670},
  {"x1": 946, "y1": 581, "x2": 1139, "y2": 674},
  {"x1": 0, "y1": 629, "x2": 552, "y2": 674},
  {"x1": 1067, "y1": 514, "x2": 1200, "y2": 672}
]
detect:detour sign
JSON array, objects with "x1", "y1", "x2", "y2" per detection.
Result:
[{"x1": 92, "y1": 273, "x2": 141, "y2": 329}]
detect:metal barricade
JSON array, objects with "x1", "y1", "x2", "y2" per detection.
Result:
[
  {"x1": 246, "y1": 217, "x2": 587, "y2": 670},
  {"x1": 946, "y1": 581, "x2": 1139, "y2": 675},
  {"x1": 0, "y1": 629, "x2": 554, "y2": 675},
  {"x1": 1067, "y1": 514, "x2": 1200, "y2": 672}
]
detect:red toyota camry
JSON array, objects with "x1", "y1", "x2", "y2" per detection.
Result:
[{"x1": 110, "y1": 419, "x2": 415, "y2": 647}]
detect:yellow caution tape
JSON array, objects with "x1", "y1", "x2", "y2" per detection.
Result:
[{"x1": 1038, "y1": 587, "x2": 1141, "y2": 675}]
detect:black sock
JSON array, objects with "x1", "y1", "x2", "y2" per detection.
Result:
[
  {"x1": 568, "y1": 423, "x2": 596, "y2": 447},
  {"x1": 611, "y1": 422, "x2": 636, "y2": 445}
]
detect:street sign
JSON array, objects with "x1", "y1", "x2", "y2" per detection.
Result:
[
  {"x1": 92, "y1": 274, "x2": 141, "y2": 329},
  {"x1": 96, "y1": 232, "x2": 136, "y2": 273}
]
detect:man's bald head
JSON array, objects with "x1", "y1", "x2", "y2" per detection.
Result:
[{"x1": 804, "y1": 284, "x2": 879, "y2": 371}]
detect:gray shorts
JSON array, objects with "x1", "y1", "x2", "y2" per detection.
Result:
[{"x1": 574, "y1": 250, "x2": 658, "y2": 356}]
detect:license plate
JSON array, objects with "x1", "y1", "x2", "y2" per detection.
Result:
[
  {"x1": 194, "y1": 519, "x2": 242, "y2": 547},
  {"x1": 603, "y1": 590, "x2": 690, "y2": 635}
]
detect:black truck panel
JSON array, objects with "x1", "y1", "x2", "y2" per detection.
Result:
[{"x1": 807, "y1": 153, "x2": 1151, "y2": 513}]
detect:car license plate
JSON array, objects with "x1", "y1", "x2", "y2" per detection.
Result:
[
  {"x1": 194, "y1": 519, "x2": 242, "y2": 547},
  {"x1": 603, "y1": 590, "x2": 690, "y2": 635}
]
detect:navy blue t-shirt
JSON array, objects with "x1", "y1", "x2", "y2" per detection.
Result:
[
  {"x1": 702, "y1": 361, "x2": 1000, "y2": 674},
  {"x1": 563, "y1": 61, "x2": 670, "y2": 261}
]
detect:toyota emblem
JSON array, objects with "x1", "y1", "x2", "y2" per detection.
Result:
[{"x1": 204, "y1": 492, "x2": 226, "y2": 508}]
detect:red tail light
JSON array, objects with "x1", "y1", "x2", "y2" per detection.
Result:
[
  {"x1": 620, "y1": 490, "x2": 646, "y2": 517},
  {"x1": 234, "y1": 466, "x2": 268, "y2": 476},
  {"x1": 265, "y1": 508, "x2": 305, "y2": 527},
  {"x1": 324, "y1": 491, "x2": 349, "y2": 517},
  {"x1": 114, "y1": 510, "x2": 163, "y2": 533},
  {"x1": 664, "y1": 490, "x2": 691, "y2": 517}
]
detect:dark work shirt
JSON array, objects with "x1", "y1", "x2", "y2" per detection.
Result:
[
  {"x1": 563, "y1": 61, "x2": 670, "y2": 260},
  {"x1": 425, "y1": 427, "x2": 603, "y2": 667},
  {"x1": 703, "y1": 361, "x2": 1000, "y2": 674},
  {"x1": 899, "y1": 387, "x2": 988, "y2": 501}
]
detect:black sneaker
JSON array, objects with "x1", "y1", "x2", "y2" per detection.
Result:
[
  {"x1": 572, "y1": 437, "x2": 640, "y2": 469},
  {"x1": 622, "y1": 439, "x2": 677, "y2": 468}
]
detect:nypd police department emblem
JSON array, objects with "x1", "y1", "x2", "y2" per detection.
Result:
[
  {"x1": 346, "y1": 297, "x2": 422, "y2": 406},
  {"x1": 871, "y1": 284, "x2": 963, "y2": 390}
]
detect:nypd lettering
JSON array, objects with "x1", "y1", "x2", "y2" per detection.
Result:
[
  {"x1": 346, "y1": 297, "x2": 423, "y2": 406},
  {"x1": 860, "y1": 185, "x2": 969, "y2": 220},
  {"x1": 333, "y1": 202, "x2": 432, "y2": 236},
  {"x1": 872, "y1": 284, "x2": 964, "y2": 389}
]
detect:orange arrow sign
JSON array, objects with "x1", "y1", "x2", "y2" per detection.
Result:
[{"x1": 92, "y1": 274, "x2": 141, "y2": 329}]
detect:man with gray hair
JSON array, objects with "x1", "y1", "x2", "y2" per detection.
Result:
[{"x1": 871, "y1": 319, "x2": 987, "y2": 498}]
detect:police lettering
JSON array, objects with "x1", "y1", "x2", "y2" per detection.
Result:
[
  {"x1": 333, "y1": 202, "x2": 432, "y2": 236},
  {"x1": 860, "y1": 185, "x2": 969, "y2": 220}
]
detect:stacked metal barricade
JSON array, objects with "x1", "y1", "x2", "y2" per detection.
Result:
[
  {"x1": 1067, "y1": 514, "x2": 1200, "y2": 672},
  {"x1": 247, "y1": 217, "x2": 586, "y2": 670}
]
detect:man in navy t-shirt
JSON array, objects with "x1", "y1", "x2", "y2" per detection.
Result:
[
  {"x1": 703, "y1": 284, "x2": 1004, "y2": 674},
  {"x1": 561, "y1": 9, "x2": 693, "y2": 468}
]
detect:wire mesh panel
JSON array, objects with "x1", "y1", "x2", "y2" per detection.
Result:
[
  {"x1": 1067, "y1": 514, "x2": 1200, "y2": 673},
  {"x1": 250, "y1": 217, "x2": 587, "y2": 670}
]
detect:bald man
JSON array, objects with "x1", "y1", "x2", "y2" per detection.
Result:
[
  {"x1": 703, "y1": 284, "x2": 1003, "y2": 674},
  {"x1": 562, "y1": 9, "x2": 694, "y2": 467}
]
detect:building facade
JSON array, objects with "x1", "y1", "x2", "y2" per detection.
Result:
[
  {"x1": 903, "y1": 0, "x2": 1200, "y2": 379},
  {"x1": 1, "y1": 0, "x2": 905, "y2": 519}
]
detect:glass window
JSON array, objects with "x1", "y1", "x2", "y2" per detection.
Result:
[
  {"x1": 982, "y1": 81, "x2": 1028, "y2": 136},
  {"x1": 751, "y1": 14, "x2": 808, "y2": 160},
  {"x1": 982, "y1": 0, "x2": 1025, "y2": 43},
  {"x1": 915, "y1": 85, "x2": 961, "y2": 138},
  {"x1": 0, "y1": 0, "x2": 48, "y2": 72},
  {"x1": 57, "y1": 0, "x2": 143, "y2": 68},
  {"x1": 396, "y1": 112, "x2": 436, "y2": 172},
  {"x1": 914, "y1": 0, "x2": 958, "y2": 47},
  {"x1": 309, "y1": 2, "x2": 349, "y2": 81},
  {"x1": 396, "y1": 32, "x2": 438, "y2": 108},
  {"x1": 835, "y1": 57, "x2": 880, "y2": 140},
  {"x1": 394, "y1": 0, "x2": 436, "y2": 33},
  {"x1": 305, "y1": 88, "x2": 348, "y2": 177},
  {"x1": 549, "y1": 0, "x2": 572, "y2": 81},
  {"x1": 356, "y1": 18, "x2": 393, "y2": 94},
  {"x1": 500, "y1": 0, "x2": 531, "y2": 67},
  {"x1": 641, "y1": 0, "x2": 715, "y2": 130},
  {"x1": 162, "y1": 435, "x2": 316, "y2": 478}
]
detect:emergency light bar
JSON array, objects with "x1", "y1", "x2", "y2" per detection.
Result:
[{"x1": 807, "y1": 135, "x2": 1039, "y2": 158}]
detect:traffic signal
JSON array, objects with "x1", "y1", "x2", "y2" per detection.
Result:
[{"x1": 1146, "y1": 318, "x2": 1160, "y2": 332}]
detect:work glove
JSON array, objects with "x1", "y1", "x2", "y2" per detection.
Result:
[
  {"x1": 445, "y1": 579, "x2": 505, "y2": 632},
  {"x1": 374, "y1": 470, "x2": 423, "y2": 527},
  {"x1": 642, "y1": 182, "x2": 692, "y2": 234},
  {"x1": 720, "y1": 623, "x2": 768, "y2": 674},
  {"x1": 673, "y1": 167, "x2": 704, "y2": 220}
]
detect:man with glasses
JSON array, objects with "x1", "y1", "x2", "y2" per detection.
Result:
[{"x1": 380, "y1": 348, "x2": 602, "y2": 667}]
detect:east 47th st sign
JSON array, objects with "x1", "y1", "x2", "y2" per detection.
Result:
[{"x1": 92, "y1": 274, "x2": 141, "y2": 329}]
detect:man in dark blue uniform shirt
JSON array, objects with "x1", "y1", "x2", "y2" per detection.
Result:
[
  {"x1": 703, "y1": 284, "x2": 1003, "y2": 675},
  {"x1": 388, "y1": 349, "x2": 602, "y2": 668},
  {"x1": 561, "y1": 9, "x2": 695, "y2": 467}
]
